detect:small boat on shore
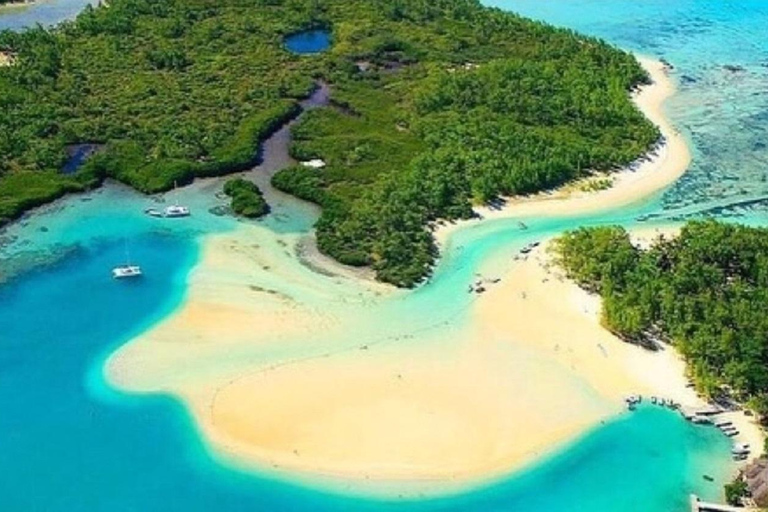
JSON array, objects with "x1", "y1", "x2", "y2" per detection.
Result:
[
  {"x1": 519, "y1": 241, "x2": 541, "y2": 255},
  {"x1": 625, "y1": 395, "x2": 642, "y2": 410},
  {"x1": 732, "y1": 443, "x2": 750, "y2": 456}
]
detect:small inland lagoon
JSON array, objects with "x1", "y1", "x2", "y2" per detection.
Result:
[{"x1": 284, "y1": 29, "x2": 331, "y2": 54}]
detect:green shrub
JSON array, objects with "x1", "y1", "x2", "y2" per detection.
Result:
[{"x1": 223, "y1": 178, "x2": 270, "y2": 218}]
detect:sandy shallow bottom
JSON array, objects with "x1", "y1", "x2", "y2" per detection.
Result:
[{"x1": 104, "y1": 57, "x2": 763, "y2": 496}]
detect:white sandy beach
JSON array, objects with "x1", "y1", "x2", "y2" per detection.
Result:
[
  {"x1": 435, "y1": 57, "x2": 690, "y2": 247},
  {"x1": 105, "y1": 56, "x2": 763, "y2": 496}
]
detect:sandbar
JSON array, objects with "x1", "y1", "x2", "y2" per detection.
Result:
[{"x1": 103, "y1": 57, "x2": 747, "y2": 497}]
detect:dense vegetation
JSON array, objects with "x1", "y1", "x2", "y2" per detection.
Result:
[
  {"x1": 1, "y1": 0, "x2": 658, "y2": 285},
  {"x1": 554, "y1": 220, "x2": 768, "y2": 417},
  {"x1": 725, "y1": 478, "x2": 749, "y2": 506},
  {"x1": 223, "y1": 178, "x2": 269, "y2": 218}
]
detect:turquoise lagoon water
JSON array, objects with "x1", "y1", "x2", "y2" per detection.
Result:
[
  {"x1": 2, "y1": 1, "x2": 768, "y2": 510},
  {"x1": 0, "y1": 0, "x2": 94, "y2": 30}
]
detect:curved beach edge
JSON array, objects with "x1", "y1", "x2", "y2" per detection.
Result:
[
  {"x1": 476, "y1": 228, "x2": 766, "y2": 474},
  {"x1": 102, "y1": 56, "x2": 756, "y2": 499},
  {"x1": 434, "y1": 56, "x2": 691, "y2": 248}
]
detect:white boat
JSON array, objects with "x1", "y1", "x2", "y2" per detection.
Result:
[
  {"x1": 163, "y1": 181, "x2": 190, "y2": 217},
  {"x1": 112, "y1": 265, "x2": 143, "y2": 279},
  {"x1": 164, "y1": 204, "x2": 190, "y2": 217},
  {"x1": 731, "y1": 443, "x2": 750, "y2": 455},
  {"x1": 113, "y1": 240, "x2": 142, "y2": 279}
]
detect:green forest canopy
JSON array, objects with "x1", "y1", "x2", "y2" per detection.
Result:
[
  {"x1": 0, "y1": 0, "x2": 659, "y2": 285},
  {"x1": 554, "y1": 220, "x2": 768, "y2": 417},
  {"x1": 223, "y1": 177, "x2": 269, "y2": 218}
]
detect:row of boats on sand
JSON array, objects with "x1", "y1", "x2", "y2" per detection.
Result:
[
  {"x1": 624, "y1": 394, "x2": 680, "y2": 411},
  {"x1": 625, "y1": 394, "x2": 752, "y2": 461}
]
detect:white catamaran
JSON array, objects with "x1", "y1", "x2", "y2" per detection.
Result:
[
  {"x1": 112, "y1": 240, "x2": 143, "y2": 279},
  {"x1": 164, "y1": 181, "x2": 190, "y2": 218}
]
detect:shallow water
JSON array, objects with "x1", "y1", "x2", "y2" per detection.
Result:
[
  {"x1": 1, "y1": 1, "x2": 766, "y2": 511},
  {"x1": 489, "y1": 0, "x2": 768, "y2": 222},
  {"x1": 0, "y1": 0, "x2": 94, "y2": 30}
]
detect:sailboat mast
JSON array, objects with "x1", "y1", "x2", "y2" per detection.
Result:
[{"x1": 124, "y1": 238, "x2": 131, "y2": 266}]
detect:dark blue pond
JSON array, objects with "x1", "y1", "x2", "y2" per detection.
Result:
[{"x1": 285, "y1": 29, "x2": 331, "y2": 54}]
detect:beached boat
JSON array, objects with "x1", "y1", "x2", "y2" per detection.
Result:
[
  {"x1": 732, "y1": 443, "x2": 750, "y2": 456},
  {"x1": 625, "y1": 395, "x2": 641, "y2": 410}
]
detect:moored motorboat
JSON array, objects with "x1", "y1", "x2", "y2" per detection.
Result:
[
  {"x1": 164, "y1": 204, "x2": 190, "y2": 217},
  {"x1": 163, "y1": 181, "x2": 191, "y2": 217}
]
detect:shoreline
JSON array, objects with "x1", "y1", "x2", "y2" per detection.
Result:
[
  {"x1": 103, "y1": 55, "x2": 755, "y2": 497},
  {"x1": 487, "y1": 232, "x2": 765, "y2": 471},
  {"x1": 105, "y1": 223, "x2": 766, "y2": 498},
  {"x1": 435, "y1": 56, "x2": 690, "y2": 247}
]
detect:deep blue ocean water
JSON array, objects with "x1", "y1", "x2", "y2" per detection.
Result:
[{"x1": 2, "y1": 1, "x2": 767, "y2": 511}]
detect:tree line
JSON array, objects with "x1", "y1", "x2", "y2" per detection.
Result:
[
  {"x1": 1, "y1": 0, "x2": 657, "y2": 286},
  {"x1": 554, "y1": 220, "x2": 768, "y2": 418}
]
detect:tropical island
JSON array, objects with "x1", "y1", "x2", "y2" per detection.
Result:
[
  {"x1": 555, "y1": 220, "x2": 768, "y2": 418},
  {"x1": 0, "y1": 0, "x2": 659, "y2": 285}
]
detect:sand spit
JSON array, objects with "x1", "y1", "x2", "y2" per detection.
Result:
[
  {"x1": 107, "y1": 227, "x2": 765, "y2": 497},
  {"x1": 103, "y1": 56, "x2": 753, "y2": 496}
]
